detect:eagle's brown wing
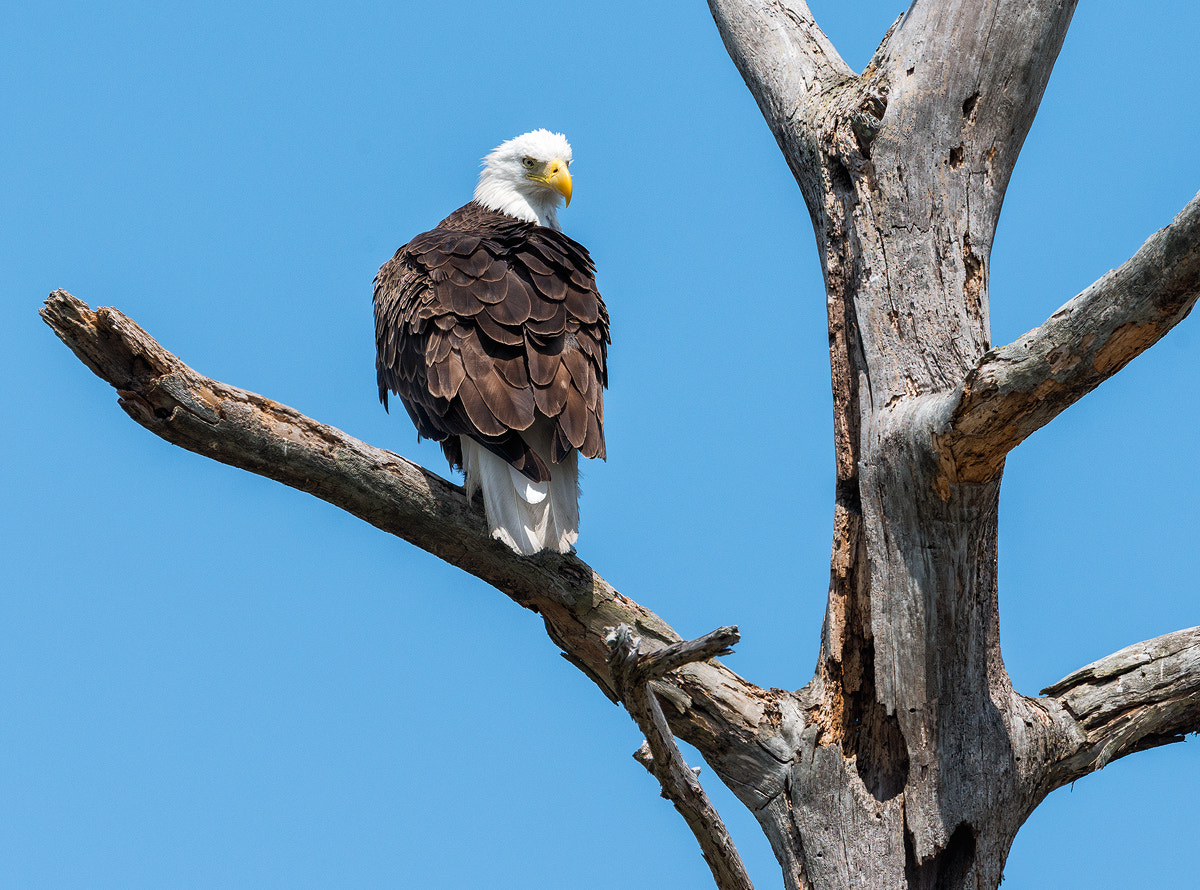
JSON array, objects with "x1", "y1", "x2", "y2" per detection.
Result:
[{"x1": 374, "y1": 202, "x2": 608, "y2": 483}]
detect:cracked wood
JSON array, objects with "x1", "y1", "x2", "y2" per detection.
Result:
[{"x1": 38, "y1": 289, "x2": 786, "y2": 796}]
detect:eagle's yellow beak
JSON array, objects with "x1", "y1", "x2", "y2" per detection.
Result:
[{"x1": 533, "y1": 159, "x2": 572, "y2": 207}]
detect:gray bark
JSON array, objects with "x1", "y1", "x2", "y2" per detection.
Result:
[
  {"x1": 39, "y1": 1, "x2": 1200, "y2": 887},
  {"x1": 937, "y1": 191, "x2": 1200, "y2": 484},
  {"x1": 704, "y1": 1, "x2": 1200, "y2": 887},
  {"x1": 1041, "y1": 627, "x2": 1200, "y2": 784}
]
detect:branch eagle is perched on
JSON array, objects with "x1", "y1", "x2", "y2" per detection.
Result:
[{"x1": 374, "y1": 130, "x2": 609, "y2": 555}]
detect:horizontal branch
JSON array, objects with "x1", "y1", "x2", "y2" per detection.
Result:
[
  {"x1": 608, "y1": 625, "x2": 754, "y2": 890},
  {"x1": 937, "y1": 188, "x2": 1200, "y2": 483},
  {"x1": 628, "y1": 626, "x2": 740, "y2": 685},
  {"x1": 40, "y1": 290, "x2": 785, "y2": 789},
  {"x1": 1041, "y1": 626, "x2": 1200, "y2": 786}
]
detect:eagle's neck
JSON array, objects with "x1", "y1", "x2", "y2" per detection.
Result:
[{"x1": 473, "y1": 175, "x2": 562, "y2": 231}]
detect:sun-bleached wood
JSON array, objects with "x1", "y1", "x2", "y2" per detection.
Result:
[
  {"x1": 704, "y1": 0, "x2": 1200, "y2": 887},
  {"x1": 1041, "y1": 626, "x2": 1200, "y2": 785},
  {"x1": 936, "y1": 190, "x2": 1200, "y2": 484},
  {"x1": 39, "y1": 290, "x2": 783, "y2": 792}
]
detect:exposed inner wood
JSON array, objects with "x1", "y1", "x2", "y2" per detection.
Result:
[{"x1": 703, "y1": 1, "x2": 1200, "y2": 888}]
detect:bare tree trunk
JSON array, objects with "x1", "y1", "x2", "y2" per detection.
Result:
[
  {"x1": 39, "y1": 1, "x2": 1200, "y2": 887},
  {"x1": 706, "y1": 1, "x2": 1200, "y2": 887}
]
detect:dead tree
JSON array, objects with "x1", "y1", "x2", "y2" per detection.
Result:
[{"x1": 42, "y1": 1, "x2": 1200, "y2": 888}]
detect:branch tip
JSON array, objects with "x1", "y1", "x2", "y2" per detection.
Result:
[{"x1": 1040, "y1": 626, "x2": 1200, "y2": 786}]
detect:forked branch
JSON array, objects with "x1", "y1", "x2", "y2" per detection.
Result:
[
  {"x1": 607, "y1": 624, "x2": 753, "y2": 890},
  {"x1": 938, "y1": 189, "x2": 1200, "y2": 483},
  {"x1": 1041, "y1": 626, "x2": 1200, "y2": 787}
]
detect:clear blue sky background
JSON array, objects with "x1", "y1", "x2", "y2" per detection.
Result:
[{"x1": 5, "y1": 2, "x2": 1198, "y2": 887}]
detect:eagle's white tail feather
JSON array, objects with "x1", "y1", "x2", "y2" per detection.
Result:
[
  {"x1": 462, "y1": 425, "x2": 579, "y2": 555},
  {"x1": 510, "y1": 467, "x2": 548, "y2": 505}
]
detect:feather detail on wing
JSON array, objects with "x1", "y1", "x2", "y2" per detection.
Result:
[{"x1": 374, "y1": 202, "x2": 609, "y2": 484}]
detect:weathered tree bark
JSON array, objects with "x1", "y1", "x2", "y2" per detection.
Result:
[
  {"x1": 40, "y1": 1, "x2": 1200, "y2": 887},
  {"x1": 1041, "y1": 627, "x2": 1200, "y2": 785},
  {"x1": 705, "y1": 1, "x2": 1200, "y2": 887}
]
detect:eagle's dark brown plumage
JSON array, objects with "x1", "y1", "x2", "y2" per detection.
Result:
[
  {"x1": 374, "y1": 129, "x2": 607, "y2": 555},
  {"x1": 374, "y1": 201, "x2": 609, "y2": 485}
]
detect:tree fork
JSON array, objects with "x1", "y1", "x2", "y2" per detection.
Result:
[
  {"x1": 42, "y1": 261, "x2": 1200, "y2": 889},
  {"x1": 607, "y1": 624, "x2": 753, "y2": 890},
  {"x1": 707, "y1": 0, "x2": 1200, "y2": 887}
]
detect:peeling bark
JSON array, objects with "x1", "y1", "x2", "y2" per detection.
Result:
[{"x1": 705, "y1": 1, "x2": 1199, "y2": 888}]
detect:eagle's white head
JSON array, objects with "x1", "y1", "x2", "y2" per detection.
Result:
[{"x1": 473, "y1": 129, "x2": 574, "y2": 231}]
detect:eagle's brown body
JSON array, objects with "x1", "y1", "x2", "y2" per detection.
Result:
[{"x1": 374, "y1": 200, "x2": 609, "y2": 551}]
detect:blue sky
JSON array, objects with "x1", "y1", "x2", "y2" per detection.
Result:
[{"x1": 4, "y1": 1, "x2": 1198, "y2": 887}]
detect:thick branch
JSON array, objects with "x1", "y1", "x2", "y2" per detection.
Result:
[
  {"x1": 1041, "y1": 626, "x2": 1200, "y2": 787},
  {"x1": 937, "y1": 189, "x2": 1200, "y2": 484},
  {"x1": 608, "y1": 625, "x2": 754, "y2": 890},
  {"x1": 877, "y1": 0, "x2": 1078, "y2": 208},
  {"x1": 40, "y1": 290, "x2": 784, "y2": 792},
  {"x1": 706, "y1": 0, "x2": 855, "y2": 216},
  {"x1": 706, "y1": 0, "x2": 851, "y2": 124}
]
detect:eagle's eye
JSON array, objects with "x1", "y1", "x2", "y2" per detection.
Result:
[{"x1": 521, "y1": 157, "x2": 536, "y2": 169}]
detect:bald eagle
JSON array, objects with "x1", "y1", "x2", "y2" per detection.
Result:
[{"x1": 374, "y1": 130, "x2": 609, "y2": 555}]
